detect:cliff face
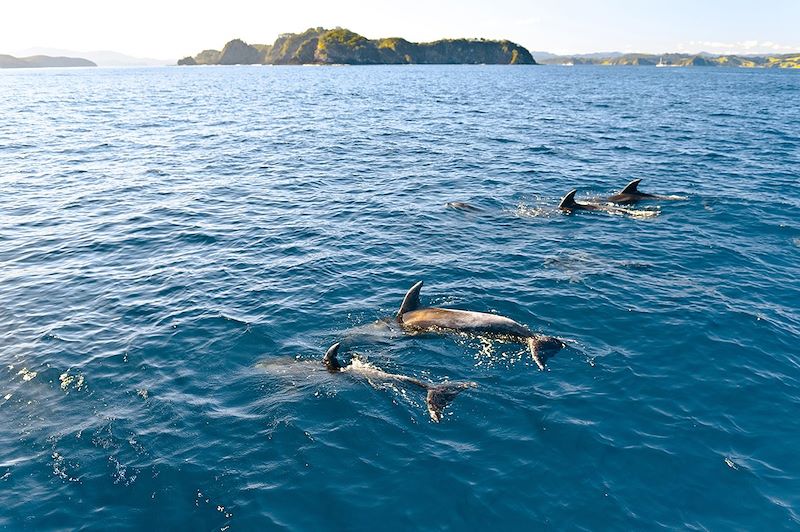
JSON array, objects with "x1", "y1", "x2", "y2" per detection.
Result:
[
  {"x1": 180, "y1": 49, "x2": 223, "y2": 65},
  {"x1": 179, "y1": 42, "x2": 272, "y2": 66},
  {"x1": 315, "y1": 28, "x2": 382, "y2": 64},
  {"x1": 179, "y1": 28, "x2": 536, "y2": 65},
  {"x1": 411, "y1": 39, "x2": 533, "y2": 64},
  {"x1": 218, "y1": 39, "x2": 264, "y2": 65},
  {"x1": 268, "y1": 27, "x2": 325, "y2": 64}
]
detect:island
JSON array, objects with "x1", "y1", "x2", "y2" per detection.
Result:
[
  {"x1": 0, "y1": 54, "x2": 96, "y2": 68},
  {"x1": 538, "y1": 52, "x2": 800, "y2": 68},
  {"x1": 178, "y1": 27, "x2": 536, "y2": 66}
]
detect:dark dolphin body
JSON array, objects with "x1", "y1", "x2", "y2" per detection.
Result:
[
  {"x1": 323, "y1": 342, "x2": 476, "y2": 422},
  {"x1": 606, "y1": 179, "x2": 687, "y2": 205},
  {"x1": 558, "y1": 189, "x2": 607, "y2": 213},
  {"x1": 394, "y1": 281, "x2": 564, "y2": 370},
  {"x1": 558, "y1": 189, "x2": 660, "y2": 218}
]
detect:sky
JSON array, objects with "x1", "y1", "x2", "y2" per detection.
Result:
[{"x1": 3, "y1": 0, "x2": 800, "y2": 59}]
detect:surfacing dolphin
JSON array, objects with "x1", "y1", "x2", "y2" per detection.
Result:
[
  {"x1": 323, "y1": 342, "x2": 476, "y2": 422},
  {"x1": 394, "y1": 281, "x2": 564, "y2": 370},
  {"x1": 445, "y1": 201, "x2": 483, "y2": 212},
  {"x1": 558, "y1": 189, "x2": 659, "y2": 218},
  {"x1": 605, "y1": 179, "x2": 687, "y2": 204}
]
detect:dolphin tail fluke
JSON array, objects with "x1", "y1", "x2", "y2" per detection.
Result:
[
  {"x1": 620, "y1": 179, "x2": 642, "y2": 194},
  {"x1": 397, "y1": 281, "x2": 423, "y2": 320},
  {"x1": 527, "y1": 336, "x2": 567, "y2": 371},
  {"x1": 528, "y1": 337, "x2": 547, "y2": 370},
  {"x1": 558, "y1": 189, "x2": 578, "y2": 210},
  {"x1": 528, "y1": 337, "x2": 548, "y2": 371},
  {"x1": 425, "y1": 382, "x2": 477, "y2": 422}
]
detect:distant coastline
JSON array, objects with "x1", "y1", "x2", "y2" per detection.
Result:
[
  {"x1": 12, "y1": 48, "x2": 172, "y2": 67},
  {"x1": 178, "y1": 27, "x2": 535, "y2": 66},
  {"x1": 5, "y1": 38, "x2": 797, "y2": 70},
  {"x1": 535, "y1": 52, "x2": 800, "y2": 68},
  {"x1": 0, "y1": 54, "x2": 96, "y2": 68}
]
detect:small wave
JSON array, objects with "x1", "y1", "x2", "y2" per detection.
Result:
[
  {"x1": 657, "y1": 195, "x2": 689, "y2": 201},
  {"x1": 177, "y1": 231, "x2": 219, "y2": 246},
  {"x1": 614, "y1": 207, "x2": 660, "y2": 219},
  {"x1": 218, "y1": 313, "x2": 250, "y2": 325},
  {"x1": 702, "y1": 151, "x2": 736, "y2": 160}
]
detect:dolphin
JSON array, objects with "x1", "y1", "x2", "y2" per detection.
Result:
[
  {"x1": 445, "y1": 201, "x2": 482, "y2": 212},
  {"x1": 605, "y1": 179, "x2": 686, "y2": 204},
  {"x1": 558, "y1": 189, "x2": 659, "y2": 218},
  {"x1": 323, "y1": 343, "x2": 476, "y2": 422},
  {"x1": 394, "y1": 281, "x2": 564, "y2": 370}
]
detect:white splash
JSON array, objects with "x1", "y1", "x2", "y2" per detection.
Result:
[
  {"x1": 59, "y1": 371, "x2": 86, "y2": 392},
  {"x1": 17, "y1": 368, "x2": 37, "y2": 381}
]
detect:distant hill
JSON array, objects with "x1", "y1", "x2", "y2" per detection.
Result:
[
  {"x1": 571, "y1": 52, "x2": 625, "y2": 60},
  {"x1": 538, "y1": 52, "x2": 800, "y2": 68},
  {"x1": 530, "y1": 51, "x2": 559, "y2": 62},
  {"x1": 14, "y1": 48, "x2": 172, "y2": 66},
  {"x1": 178, "y1": 27, "x2": 535, "y2": 66},
  {"x1": 0, "y1": 54, "x2": 96, "y2": 68}
]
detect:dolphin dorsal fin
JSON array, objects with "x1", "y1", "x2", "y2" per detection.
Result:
[
  {"x1": 620, "y1": 179, "x2": 641, "y2": 194},
  {"x1": 558, "y1": 189, "x2": 578, "y2": 209},
  {"x1": 398, "y1": 281, "x2": 423, "y2": 318},
  {"x1": 323, "y1": 342, "x2": 342, "y2": 371}
]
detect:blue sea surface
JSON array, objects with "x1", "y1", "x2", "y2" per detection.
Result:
[{"x1": 1, "y1": 65, "x2": 799, "y2": 530}]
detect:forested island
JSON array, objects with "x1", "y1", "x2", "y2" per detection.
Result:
[
  {"x1": 0, "y1": 54, "x2": 96, "y2": 68},
  {"x1": 178, "y1": 27, "x2": 535, "y2": 66},
  {"x1": 539, "y1": 52, "x2": 800, "y2": 68}
]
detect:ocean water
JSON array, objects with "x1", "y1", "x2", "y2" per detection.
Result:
[{"x1": 1, "y1": 64, "x2": 799, "y2": 530}]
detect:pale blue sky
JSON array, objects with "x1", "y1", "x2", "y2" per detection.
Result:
[{"x1": 3, "y1": 0, "x2": 799, "y2": 59}]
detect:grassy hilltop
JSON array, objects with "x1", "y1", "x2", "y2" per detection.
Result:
[{"x1": 178, "y1": 27, "x2": 535, "y2": 65}]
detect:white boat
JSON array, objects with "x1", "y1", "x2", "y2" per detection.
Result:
[{"x1": 656, "y1": 57, "x2": 667, "y2": 67}]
